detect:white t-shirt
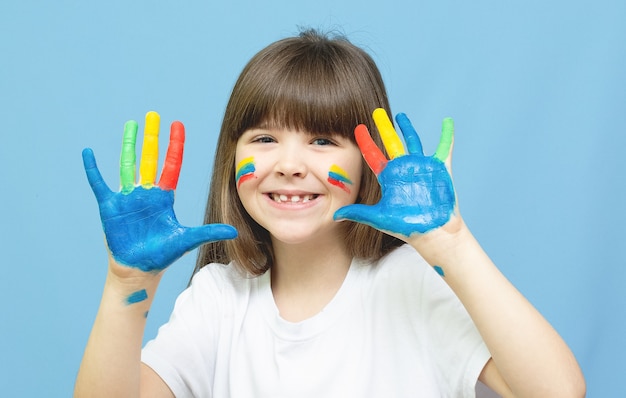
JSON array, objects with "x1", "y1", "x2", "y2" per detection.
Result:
[{"x1": 142, "y1": 244, "x2": 491, "y2": 397}]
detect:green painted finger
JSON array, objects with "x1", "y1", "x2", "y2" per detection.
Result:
[
  {"x1": 120, "y1": 120, "x2": 138, "y2": 194},
  {"x1": 434, "y1": 117, "x2": 454, "y2": 162}
]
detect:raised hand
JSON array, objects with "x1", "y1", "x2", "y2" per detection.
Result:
[
  {"x1": 334, "y1": 108, "x2": 456, "y2": 238},
  {"x1": 82, "y1": 111, "x2": 237, "y2": 273}
]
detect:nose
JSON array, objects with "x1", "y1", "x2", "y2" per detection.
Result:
[{"x1": 274, "y1": 146, "x2": 308, "y2": 178}]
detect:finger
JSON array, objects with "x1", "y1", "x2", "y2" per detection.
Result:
[
  {"x1": 82, "y1": 148, "x2": 113, "y2": 202},
  {"x1": 139, "y1": 111, "x2": 160, "y2": 187},
  {"x1": 120, "y1": 120, "x2": 138, "y2": 194},
  {"x1": 158, "y1": 121, "x2": 185, "y2": 190},
  {"x1": 333, "y1": 203, "x2": 383, "y2": 227},
  {"x1": 434, "y1": 117, "x2": 454, "y2": 162},
  {"x1": 372, "y1": 108, "x2": 405, "y2": 159},
  {"x1": 179, "y1": 224, "x2": 238, "y2": 252},
  {"x1": 395, "y1": 113, "x2": 424, "y2": 155},
  {"x1": 355, "y1": 124, "x2": 387, "y2": 175}
]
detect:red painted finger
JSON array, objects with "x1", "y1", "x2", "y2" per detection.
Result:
[
  {"x1": 355, "y1": 124, "x2": 387, "y2": 175},
  {"x1": 158, "y1": 121, "x2": 185, "y2": 190}
]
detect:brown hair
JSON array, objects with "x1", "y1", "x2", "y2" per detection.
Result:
[{"x1": 194, "y1": 29, "x2": 403, "y2": 277}]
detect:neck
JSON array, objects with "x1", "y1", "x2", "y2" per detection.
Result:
[{"x1": 270, "y1": 237, "x2": 352, "y2": 322}]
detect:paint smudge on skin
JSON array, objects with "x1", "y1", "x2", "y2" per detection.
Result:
[
  {"x1": 126, "y1": 289, "x2": 148, "y2": 305},
  {"x1": 433, "y1": 266, "x2": 445, "y2": 277},
  {"x1": 236, "y1": 156, "x2": 256, "y2": 187},
  {"x1": 328, "y1": 164, "x2": 353, "y2": 193}
]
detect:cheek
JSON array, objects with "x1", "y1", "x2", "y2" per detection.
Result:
[
  {"x1": 235, "y1": 156, "x2": 256, "y2": 188},
  {"x1": 327, "y1": 164, "x2": 358, "y2": 195}
]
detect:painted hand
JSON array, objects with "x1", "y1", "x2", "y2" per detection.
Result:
[
  {"x1": 82, "y1": 112, "x2": 237, "y2": 272},
  {"x1": 334, "y1": 109, "x2": 456, "y2": 237}
]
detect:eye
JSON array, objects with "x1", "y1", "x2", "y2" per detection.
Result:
[
  {"x1": 311, "y1": 137, "x2": 336, "y2": 146},
  {"x1": 252, "y1": 135, "x2": 276, "y2": 144}
]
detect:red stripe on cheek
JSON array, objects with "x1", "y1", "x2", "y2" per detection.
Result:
[
  {"x1": 328, "y1": 177, "x2": 351, "y2": 193},
  {"x1": 237, "y1": 173, "x2": 255, "y2": 187}
]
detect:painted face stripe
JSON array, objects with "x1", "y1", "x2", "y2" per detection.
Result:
[
  {"x1": 236, "y1": 157, "x2": 255, "y2": 186},
  {"x1": 236, "y1": 163, "x2": 255, "y2": 180},
  {"x1": 237, "y1": 173, "x2": 256, "y2": 186},
  {"x1": 328, "y1": 165, "x2": 352, "y2": 184},
  {"x1": 328, "y1": 171, "x2": 351, "y2": 184},
  {"x1": 328, "y1": 165, "x2": 353, "y2": 193},
  {"x1": 328, "y1": 178, "x2": 350, "y2": 193}
]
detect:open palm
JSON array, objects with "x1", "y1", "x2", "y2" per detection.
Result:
[
  {"x1": 334, "y1": 109, "x2": 456, "y2": 237},
  {"x1": 83, "y1": 112, "x2": 236, "y2": 273}
]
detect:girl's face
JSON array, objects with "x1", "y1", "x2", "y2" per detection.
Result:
[{"x1": 235, "y1": 127, "x2": 363, "y2": 246}]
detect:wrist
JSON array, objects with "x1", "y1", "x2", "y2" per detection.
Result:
[
  {"x1": 103, "y1": 259, "x2": 163, "y2": 311},
  {"x1": 407, "y1": 215, "x2": 474, "y2": 267},
  {"x1": 106, "y1": 253, "x2": 165, "y2": 281}
]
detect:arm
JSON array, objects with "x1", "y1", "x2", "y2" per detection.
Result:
[
  {"x1": 74, "y1": 112, "x2": 236, "y2": 397},
  {"x1": 335, "y1": 109, "x2": 585, "y2": 397}
]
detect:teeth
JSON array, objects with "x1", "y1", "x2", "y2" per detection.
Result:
[{"x1": 271, "y1": 193, "x2": 316, "y2": 203}]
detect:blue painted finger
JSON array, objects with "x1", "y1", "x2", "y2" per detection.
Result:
[
  {"x1": 334, "y1": 203, "x2": 383, "y2": 226},
  {"x1": 395, "y1": 113, "x2": 423, "y2": 155},
  {"x1": 179, "y1": 224, "x2": 238, "y2": 253},
  {"x1": 82, "y1": 148, "x2": 113, "y2": 203}
]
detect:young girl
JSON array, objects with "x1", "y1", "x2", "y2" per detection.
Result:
[{"x1": 75, "y1": 30, "x2": 585, "y2": 397}]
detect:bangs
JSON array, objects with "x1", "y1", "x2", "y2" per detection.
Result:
[
  {"x1": 228, "y1": 35, "x2": 384, "y2": 141},
  {"x1": 253, "y1": 59, "x2": 363, "y2": 138}
]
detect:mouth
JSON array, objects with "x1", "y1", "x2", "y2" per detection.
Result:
[{"x1": 267, "y1": 193, "x2": 320, "y2": 203}]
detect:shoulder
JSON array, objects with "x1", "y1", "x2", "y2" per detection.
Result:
[
  {"x1": 191, "y1": 261, "x2": 261, "y2": 291},
  {"x1": 192, "y1": 262, "x2": 252, "y2": 289},
  {"x1": 180, "y1": 262, "x2": 259, "y2": 312},
  {"x1": 378, "y1": 243, "x2": 429, "y2": 266},
  {"x1": 366, "y1": 244, "x2": 433, "y2": 281}
]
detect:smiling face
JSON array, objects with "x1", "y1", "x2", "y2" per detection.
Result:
[
  {"x1": 196, "y1": 31, "x2": 404, "y2": 276},
  {"x1": 235, "y1": 127, "x2": 363, "y2": 246}
]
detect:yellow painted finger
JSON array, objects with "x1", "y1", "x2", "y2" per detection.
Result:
[
  {"x1": 139, "y1": 111, "x2": 160, "y2": 187},
  {"x1": 372, "y1": 108, "x2": 405, "y2": 159}
]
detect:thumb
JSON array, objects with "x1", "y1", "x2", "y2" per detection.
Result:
[
  {"x1": 334, "y1": 204, "x2": 384, "y2": 227},
  {"x1": 178, "y1": 223, "x2": 238, "y2": 252},
  {"x1": 82, "y1": 148, "x2": 113, "y2": 202}
]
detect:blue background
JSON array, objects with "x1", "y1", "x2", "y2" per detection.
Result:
[{"x1": 1, "y1": 0, "x2": 624, "y2": 396}]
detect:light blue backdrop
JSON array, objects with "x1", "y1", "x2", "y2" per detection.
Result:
[{"x1": 1, "y1": 0, "x2": 624, "y2": 396}]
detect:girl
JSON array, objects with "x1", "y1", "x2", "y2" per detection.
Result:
[{"x1": 75, "y1": 30, "x2": 585, "y2": 397}]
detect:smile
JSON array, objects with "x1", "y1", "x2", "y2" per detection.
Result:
[{"x1": 268, "y1": 193, "x2": 320, "y2": 203}]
